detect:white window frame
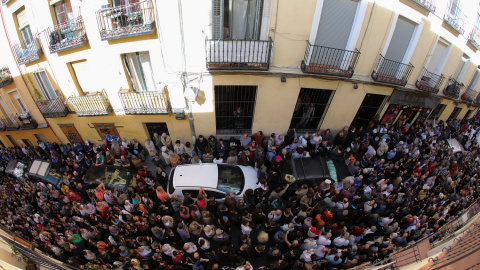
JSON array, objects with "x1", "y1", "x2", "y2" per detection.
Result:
[
  {"x1": 308, "y1": 0, "x2": 368, "y2": 52},
  {"x1": 33, "y1": 70, "x2": 57, "y2": 100},
  {"x1": 424, "y1": 37, "x2": 452, "y2": 75},
  {"x1": 382, "y1": 14, "x2": 424, "y2": 65},
  {"x1": 0, "y1": 96, "x2": 13, "y2": 118},
  {"x1": 454, "y1": 55, "x2": 470, "y2": 82},
  {"x1": 7, "y1": 90, "x2": 27, "y2": 114}
]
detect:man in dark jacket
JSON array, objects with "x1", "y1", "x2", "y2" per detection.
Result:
[{"x1": 195, "y1": 135, "x2": 208, "y2": 160}]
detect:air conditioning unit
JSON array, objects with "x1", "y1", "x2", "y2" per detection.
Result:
[{"x1": 172, "y1": 108, "x2": 186, "y2": 120}]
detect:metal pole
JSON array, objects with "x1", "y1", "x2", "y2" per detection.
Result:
[{"x1": 188, "y1": 99, "x2": 196, "y2": 144}]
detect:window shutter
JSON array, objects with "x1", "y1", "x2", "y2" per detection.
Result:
[
  {"x1": 427, "y1": 41, "x2": 448, "y2": 74},
  {"x1": 385, "y1": 16, "x2": 416, "y2": 63},
  {"x1": 212, "y1": 0, "x2": 224, "y2": 39},
  {"x1": 16, "y1": 9, "x2": 29, "y2": 30},
  {"x1": 33, "y1": 71, "x2": 57, "y2": 100},
  {"x1": 468, "y1": 69, "x2": 480, "y2": 90},
  {"x1": 139, "y1": 52, "x2": 156, "y2": 91},
  {"x1": 314, "y1": 0, "x2": 358, "y2": 49}
]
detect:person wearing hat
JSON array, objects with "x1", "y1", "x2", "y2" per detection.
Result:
[{"x1": 319, "y1": 179, "x2": 332, "y2": 192}]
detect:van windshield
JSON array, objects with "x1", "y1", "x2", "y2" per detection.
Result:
[{"x1": 217, "y1": 165, "x2": 244, "y2": 194}]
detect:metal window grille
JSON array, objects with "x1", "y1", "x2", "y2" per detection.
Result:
[
  {"x1": 427, "y1": 104, "x2": 446, "y2": 120},
  {"x1": 288, "y1": 88, "x2": 334, "y2": 133},
  {"x1": 448, "y1": 107, "x2": 462, "y2": 120},
  {"x1": 215, "y1": 85, "x2": 257, "y2": 134},
  {"x1": 351, "y1": 93, "x2": 387, "y2": 129}
]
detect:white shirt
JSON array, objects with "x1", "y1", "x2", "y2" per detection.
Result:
[
  {"x1": 333, "y1": 236, "x2": 349, "y2": 247},
  {"x1": 317, "y1": 235, "x2": 331, "y2": 246},
  {"x1": 241, "y1": 224, "x2": 252, "y2": 235},
  {"x1": 184, "y1": 242, "x2": 198, "y2": 253}
]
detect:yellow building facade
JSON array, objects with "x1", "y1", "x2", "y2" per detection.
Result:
[{"x1": 0, "y1": 0, "x2": 480, "y2": 147}]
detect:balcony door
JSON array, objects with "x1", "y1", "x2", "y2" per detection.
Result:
[
  {"x1": 123, "y1": 52, "x2": 156, "y2": 92},
  {"x1": 426, "y1": 40, "x2": 449, "y2": 76},
  {"x1": 33, "y1": 70, "x2": 57, "y2": 100},
  {"x1": 212, "y1": 0, "x2": 268, "y2": 40},
  {"x1": 9, "y1": 91, "x2": 27, "y2": 114},
  {"x1": 52, "y1": 0, "x2": 73, "y2": 25},
  {"x1": 307, "y1": 0, "x2": 365, "y2": 68},
  {"x1": 16, "y1": 7, "x2": 33, "y2": 47}
]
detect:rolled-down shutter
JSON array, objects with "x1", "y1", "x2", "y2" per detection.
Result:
[
  {"x1": 427, "y1": 41, "x2": 448, "y2": 75},
  {"x1": 385, "y1": 16, "x2": 417, "y2": 63},
  {"x1": 212, "y1": 0, "x2": 224, "y2": 39}
]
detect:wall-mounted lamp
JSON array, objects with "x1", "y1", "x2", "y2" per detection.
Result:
[
  {"x1": 353, "y1": 84, "x2": 358, "y2": 89},
  {"x1": 281, "y1": 76, "x2": 286, "y2": 83}
]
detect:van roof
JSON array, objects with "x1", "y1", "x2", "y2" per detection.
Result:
[{"x1": 173, "y1": 164, "x2": 219, "y2": 188}]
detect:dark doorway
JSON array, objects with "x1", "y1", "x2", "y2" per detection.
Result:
[
  {"x1": 448, "y1": 107, "x2": 462, "y2": 120},
  {"x1": 145, "y1": 123, "x2": 169, "y2": 140},
  {"x1": 22, "y1": 139, "x2": 34, "y2": 147},
  {"x1": 463, "y1": 109, "x2": 473, "y2": 119},
  {"x1": 34, "y1": 134, "x2": 49, "y2": 144},
  {"x1": 428, "y1": 104, "x2": 447, "y2": 121},
  {"x1": 6, "y1": 135, "x2": 19, "y2": 147},
  {"x1": 351, "y1": 93, "x2": 386, "y2": 129},
  {"x1": 289, "y1": 88, "x2": 334, "y2": 133}
]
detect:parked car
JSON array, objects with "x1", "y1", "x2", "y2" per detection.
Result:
[
  {"x1": 168, "y1": 163, "x2": 258, "y2": 200},
  {"x1": 281, "y1": 157, "x2": 352, "y2": 190},
  {"x1": 446, "y1": 138, "x2": 465, "y2": 154}
]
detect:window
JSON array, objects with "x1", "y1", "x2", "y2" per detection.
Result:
[
  {"x1": 123, "y1": 52, "x2": 156, "y2": 92},
  {"x1": 9, "y1": 91, "x2": 27, "y2": 113},
  {"x1": 427, "y1": 104, "x2": 446, "y2": 121},
  {"x1": 53, "y1": 0, "x2": 73, "y2": 25},
  {"x1": 204, "y1": 189, "x2": 226, "y2": 199},
  {"x1": 16, "y1": 7, "x2": 33, "y2": 47},
  {"x1": 351, "y1": 94, "x2": 387, "y2": 129},
  {"x1": 71, "y1": 60, "x2": 93, "y2": 94},
  {"x1": 33, "y1": 71, "x2": 57, "y2": 100},
  {"x1": 453, "y1": 54, "x2": 469, "y2": 81},
  {"x1": 467, "y1": 69, "x2": 480, "y2": 91},
  {"x1": 181, "y1": 189, "x2": 200, "y2": 198},
  {"x1": 0, "y1": 97, "x2": 12, "y2": 117},
  {"x1": 448, "y1": 0, "x2": 460, "y2": 17},
  {"x1": 212, "y1": 0, "x2": 265, "y2": 39},
  {"x1": 113, "y1": 0, "x2": 141, "y2": 15},
  {"x1": 313, "y1": 0, "x2": 359, "y2": 50},
  {"x1": 289, "y1": 88, "x2": 334, "y2": 131},
  {"x1": 217, "y1": 164, "x2": 244, "y2": 194},
  {"x1": 384, "y1": 16, "x2": 417, "y2": 63},
  {"x1": 448, "y1": 107, "x2": 462, "y2": 120},
  {"x1": 426, "y1": 40, "x2": 449, "y2": 75},
  {"x1": 463, "y1": 109, "x2": 473, "y2": 119},
  {"x1": 215, "y1": 85, "x2": 257, "y2": 134}
]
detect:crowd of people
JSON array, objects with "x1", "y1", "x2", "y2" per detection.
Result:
[{"x1": 1, "y1": 118, "x2": 480, "y2": 270}]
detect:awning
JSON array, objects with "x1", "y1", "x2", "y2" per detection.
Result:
[{"x1": 388, "y1": 88, "x2": 442, "y2": 109}]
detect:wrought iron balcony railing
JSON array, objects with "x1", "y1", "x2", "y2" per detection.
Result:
[
  {"x1": 372, "y1": 54, "x2": 415, "y2": 86},
  {"x1": 411, "y1": 0, "x2": 437, "y2": 12},
  {"x1": 0, "y1": 67, "x2": 13, "y2": 88},
  {"x1": 443, "y1": 77, "x2": 464, "y2": 99},
  {"x1": 415, "y1": 68, "x2": 445, "y2": 94},
  {"x1": 13, "y1": 35, "x2": 43, "y2": 65},
  {"x1": 119, "y1": 88, "x2": 169, "y2": 114},
  {"x1": 35, "y1": 90, "x2": 69, "y2": 118},
  {"x1": 206, "y1": 37, "x2": 273, "y2": 70},
  {"x1": 68, "y1": 90, "x2": 112, "y2": 116},
  {"x1": 0, "y1": 116, "x2": 19, "y2": 131},
  {"x1": 468, "y1": 27, "x2": 480, "y2": 50},
  {"x1": 17, "y1": 111, "x2": 38, "y2": 130},
  {"x1": 44, "y1": 16, "x2": 87, "y2": 54},
  {"x1": 443, "y1": 1, "x2": 466, "y2": 35},
  {"x1": 461, "y1": 88, "x2": 478, "y2": 103},
  {"x1": 96, "y1": 0, "x2": 155, "y2": 41},
  {"x1": 300, "y1": 42, "x2": 360, "y2": 78}
]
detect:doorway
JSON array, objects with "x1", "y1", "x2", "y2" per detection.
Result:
[
  {"x1": 289, "y1": 88, "x2": 334, "y2": 132},
  {"x1": 93, "y1": 123, "x2": 120, "y2": 141},
  {"x1": 58, "y1": 124, "x2": 84, "y2": 144},
  {"x1": 145, "y1": 123, "x2": 169, "y2": 140},
  {"x1": 6, "y1": 135, "x2": 19, "y2": 147},
  {"x1": 22, "y1": 139, "x2": 34, "y2": 147},
  {"x1": 448, "y1": 107, "x2": 462, "y2": 120},
  {"x1": 463, "y1": 109, "x2": 474, "y2": 119},
  {"x1": 34, "y1": 134, "x2": 49, "y2": 144},
  {"x1": 351, "y1": 93, "x2": 387, "y2": 129}
]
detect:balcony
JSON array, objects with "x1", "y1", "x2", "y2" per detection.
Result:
[
  {"x1": 409, "y1": 0, "x2": 437, "y2": 12},
  {"x1": 206, "y1": 37, "x2": 273, "y2": 70},
  {"x1": 35, "y1": 91, "x2": 69, "y2": 118},
  {"x1": 443, "y1": 77, "x2": 464, "y2": 99},
  {"x1": 415, "y1": 68, "x2": 445, "y2": 94},
  {"x1": 443, "y1": 2, "x2": 466, "y2": 35},
  {"x1": 0, "y1": 116, "x2": 19, "y2": 131},
  {"x1": 0, "y1": 67, "x2": 13, "y2": 88},
  {"x1": 17, "y1": 112, "x2": 38, "y2": 130},
  {"x1": 96, "y1": 0, "x2": 155, "y2": 41},
  {"x1": 119, "y1": 88, "x2": 169, "y2": 114},
  {"x1": 44, "y1": 17, "x2": 87, "y2": 54},
  {"x1": 469, "y1": 27, "x2": 480, "y2": 50},
  {"x1": 461, "y1": 88, "x2": 478, "y2": 103},
  {"x1": 300, "y1": 42, "x2": 360, "y2": 78},
  {"x1": 68, "y1": 90, "x2": 112, "y2": 116},
  {"x1": 371, "y1": 54, "x2": 415, "y2": 86},
  {"x1": 13, "y1": 35, "x2": 43, "y2": 65}
]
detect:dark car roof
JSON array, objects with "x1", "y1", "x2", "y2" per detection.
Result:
[{"x1": 285, "y1": 157, "x2": 351, "y2": 187}]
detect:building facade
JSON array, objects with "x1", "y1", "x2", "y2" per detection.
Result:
[{"x1": 0, "y1": 0, "x2": 479, "y2": 147}]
